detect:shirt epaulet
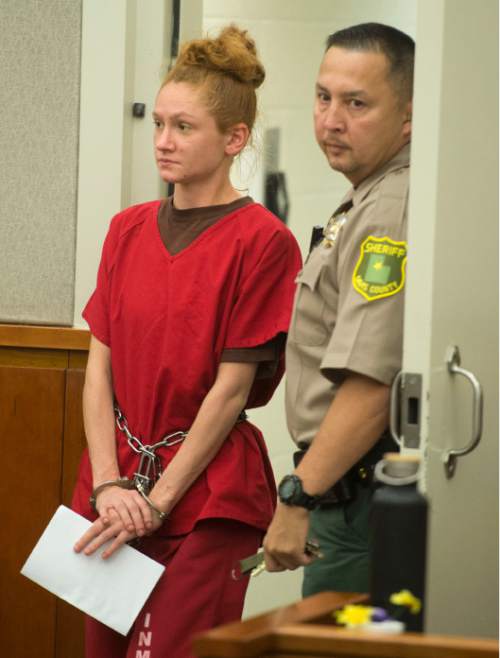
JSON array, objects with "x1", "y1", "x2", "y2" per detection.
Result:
[
  {"x1": 377, "y1": 165, "x2": 410, "y2": 200},
  {"x1": 369, "y1": 166, "x2": 409, "y2": 230}
]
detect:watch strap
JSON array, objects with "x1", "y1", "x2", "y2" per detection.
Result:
[{"x1": 278, "y1": 474, "x2": 321, "y2": 510}]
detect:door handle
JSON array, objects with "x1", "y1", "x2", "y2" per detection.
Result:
[
  {"x1": 389, "y1": 371, "x2": 404, "y2": 447},
  {"x1": 443, "y1": 345, "x2": 484, "y2": 478}
]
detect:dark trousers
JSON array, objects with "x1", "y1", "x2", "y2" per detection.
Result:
[{"x1": 303, "y1": 484, "x2": 373, "y2": 596}]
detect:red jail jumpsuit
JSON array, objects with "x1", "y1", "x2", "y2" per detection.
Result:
[{"x1": 72, "y1": 196, "x2": 302, "y2": 658}]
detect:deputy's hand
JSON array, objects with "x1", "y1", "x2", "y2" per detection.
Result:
[
  {"x1": 95, "y1": 485, "x2": 154, "y2": 537},
  {"x1": 263, "y1": 503, "x2": 315, "y2": 571},
  {"x1": 74, "y1": 504, "x2": 163, "y2": 559}
]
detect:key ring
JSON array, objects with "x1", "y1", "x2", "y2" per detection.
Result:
[{"x1": 231, "y1": 540, "x2": 323, "y2": 581}]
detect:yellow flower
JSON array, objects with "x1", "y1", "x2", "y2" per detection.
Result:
[
  {"x1": 334, "y1": 605, "x2": 374, "y2": 627},
  {"x1": 390, "y1": 590, "x2": 422, "y2": 614}
]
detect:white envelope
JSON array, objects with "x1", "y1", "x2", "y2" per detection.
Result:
[{"x1": 21, "y1": 505, "x2": 165, "y2": 635}]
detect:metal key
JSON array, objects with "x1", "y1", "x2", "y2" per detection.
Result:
[{"x1": 232, "y1": 540, "x2": 323, "y2": 580}]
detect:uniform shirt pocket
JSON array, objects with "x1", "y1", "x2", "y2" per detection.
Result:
[{"x1": 290, "y1": 255, "x2": 328, "y2": 346}]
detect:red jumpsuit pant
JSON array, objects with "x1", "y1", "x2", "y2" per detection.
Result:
[{"x1": 85, "y1": 518, "x2": 262, "y2": 658}]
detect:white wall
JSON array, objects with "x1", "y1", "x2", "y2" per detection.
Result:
[
  {"x1": 74, "y1": 0, "x2": 130, "y2": 327},
  {"x1": 74, "y1": 0, "x2": 171, "y2": 327}
]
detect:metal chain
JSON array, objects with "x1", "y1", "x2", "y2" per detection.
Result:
[
  {"x1": 115, "y1": 406, "x2": 187, "y2": 452},
  {"x1": 114, "y1": 405, "x2": 247, "y2": 494},
  {"x1": 114, "y1": 405, "x2": 187, "y2": 494}
]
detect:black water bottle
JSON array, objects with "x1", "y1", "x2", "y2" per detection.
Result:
[{"x1": 369, "y1": 453, "x2": 428, "y2": 632}]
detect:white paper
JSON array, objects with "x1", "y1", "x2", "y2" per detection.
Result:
[{"x1": 21, "y1": 505, "x2": 165, "y2": 635}]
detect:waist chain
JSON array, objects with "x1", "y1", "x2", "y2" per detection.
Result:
[{"x1": 114, "y1": 405, "x2": 247, "y2": 494}]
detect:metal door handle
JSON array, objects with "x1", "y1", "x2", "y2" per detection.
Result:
[
  {"x1": 443, "y1": 345, "x2": 483, "y2": 478},
  {"x1": 389, "y1": 370, "x2": 403, "y2": 447}
]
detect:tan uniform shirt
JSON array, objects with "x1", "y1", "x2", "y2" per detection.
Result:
[{"x1": 286, "y1": 144, "x2": 410, "y2": 446}]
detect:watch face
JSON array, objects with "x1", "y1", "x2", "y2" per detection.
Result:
[{"x1": 279, "y1": 475, "x2": 300, "y2": 503}]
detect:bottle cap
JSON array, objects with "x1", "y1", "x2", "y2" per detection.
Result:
[
  {"x1": 374, "y1": 452, "x2": 421, "y2": 485},
  {"x1": 383, "y1": 453, "x2": 420, "y2": 478}
]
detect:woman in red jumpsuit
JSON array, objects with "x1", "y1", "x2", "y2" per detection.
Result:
[{"x1": 72, "y1": 24, "x2": 302, "y2": 658}]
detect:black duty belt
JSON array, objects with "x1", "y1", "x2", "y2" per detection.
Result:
[{"x1": 294, "y1": 430, "x2": 395, "y2": 507}]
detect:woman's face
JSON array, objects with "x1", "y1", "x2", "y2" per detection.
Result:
[{"x1": 153, "y1": 82, "x2": 231, "y2": 187}]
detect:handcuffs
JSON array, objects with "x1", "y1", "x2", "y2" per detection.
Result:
[
  {"x1": 89, "y1": 476, "x2": 168, "y2": 521},
  {"x1": 90, "y1": 406, "x2": 247, "y2": 522},
  {"x1": 88, "y1": 407, "x2": 185, "y2": 521}
]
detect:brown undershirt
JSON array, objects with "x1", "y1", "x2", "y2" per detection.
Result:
[{"x1": 157, "y1": 196, "x2": 282, "y2": 378}]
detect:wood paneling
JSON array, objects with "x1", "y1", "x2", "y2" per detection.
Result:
[
  {"x1": 0, "y1": 338, "x2": 89, "y2": 658},
  {"x1": 68, "y1": 350, "x2": 89, "y2": 369},
  {"x1": 0, "y1": 365, "x2": 66, "y2": 658},
  {"x1": 0, "y1": 346, "x2": 69, "y2": 368},
  {"x1": 61, "y1": 367, "x2": 87, "y2": 506},
  {"x1": 56, "y1": 366, "x2": 87, "y2": 658}
]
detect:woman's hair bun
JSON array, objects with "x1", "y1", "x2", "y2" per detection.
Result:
[{"x1": 177, "y1": 25, "x2": 265, "y2": 89}]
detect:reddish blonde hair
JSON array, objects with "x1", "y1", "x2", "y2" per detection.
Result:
[{"x1": 162, "y1": 25, "x2": 265, "y2": 133}]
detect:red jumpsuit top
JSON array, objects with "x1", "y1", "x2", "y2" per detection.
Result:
[{"x1": 72, "y1": 200, "x2": 302, "y2": 535}]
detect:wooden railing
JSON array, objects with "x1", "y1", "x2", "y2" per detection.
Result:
[
  {"x1": 193, "y1": 591, "x2": 499, "y2": 658},
  {"x1": 0, "y1": 323, "x2": 90, "y2": 350}
]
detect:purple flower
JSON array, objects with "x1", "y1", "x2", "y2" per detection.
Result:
[{"x1": 371, "y1": 607, "x2": 390, "y2": 622}]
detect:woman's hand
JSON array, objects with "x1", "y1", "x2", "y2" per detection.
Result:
[
  {"x1": 74, "y1": 486, "x2": 163, "y2": 559},
  {"x1": 74, "y1": 507, "x2": 136, "y2": 559},
  {"x1": 95, "y1": 485, "x2": 154, "y2": 537}
]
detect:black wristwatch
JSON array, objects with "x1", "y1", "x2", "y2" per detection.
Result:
[{"x1": 278, "y1": 474, "x2": 321, "y2": 510}]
